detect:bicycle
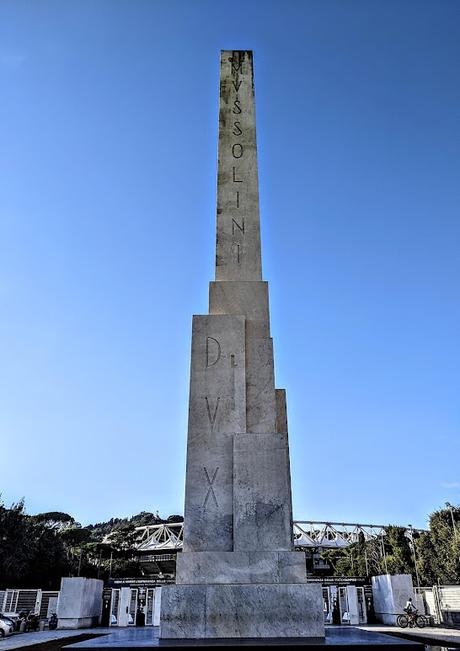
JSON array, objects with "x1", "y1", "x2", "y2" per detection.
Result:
[{"x1": 396, "y1": 611, "x2": 427, "y2": 628}]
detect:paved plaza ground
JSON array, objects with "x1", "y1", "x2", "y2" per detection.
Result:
[
  {"x1": 0, "y1": 630, "x2": 111, "y2": 651},
  {"x1": 360, "y1": 625, "x2": 460, "y2": 647},
  {"x1": 1, "y1": 626, "x2": 460, "y2": 650}
]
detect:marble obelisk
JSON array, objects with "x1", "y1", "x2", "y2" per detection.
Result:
[{"x1": 160, "y1": 51, "x2": 324, "y2": 639}]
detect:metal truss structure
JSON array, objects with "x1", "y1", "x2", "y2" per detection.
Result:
[
  {"x1": 136, "y1": 522, "x2": 184, "y2": 552},
  {"x1": 293, "y1": 521, "x2": 386, "y2": 549},
  {"x1": 133, "y1": 520, "x2": 424, "y2": 553}
]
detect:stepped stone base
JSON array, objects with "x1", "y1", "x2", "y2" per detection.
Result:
[
  {"x1": 175, "y1": 551, "x2": 307, "y2": 584},
  {"x1": 159, "y1": 583, "x2": 324, "y2": 639}
]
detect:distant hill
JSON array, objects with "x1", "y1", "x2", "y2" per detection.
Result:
[{"x1": 85, "y1": 511, "x2": 183, "y2": 541}]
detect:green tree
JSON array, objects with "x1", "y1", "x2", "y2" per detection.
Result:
[
  {"x1": 383, "y1": 526, "x2": 414, "y2": 575},
  {"x1": 33, "y1": 512, "x2": 75, "y2": 531},
  {"x1": 320, "y1": 527, "x2": 416, "y2": 580},
  {"x1": 416, "y1": 504, "x2": 460, "y2": 584},
  {"x1": 0, "y1": 500, "x2": 32, "y2": 586},
  {"x1": 0, "y1": 500, "x2": 70, "y2": 588}
]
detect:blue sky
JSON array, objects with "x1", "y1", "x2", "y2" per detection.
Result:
[{"x1": 0, "y1": 0, "x2": 459, "y2": 528}]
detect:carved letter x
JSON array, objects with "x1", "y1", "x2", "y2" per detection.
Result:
[{"x1": 203, "y1": 467, "x2": 219, "y2": 508}]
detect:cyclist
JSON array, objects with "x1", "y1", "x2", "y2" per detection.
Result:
[
  {"x1": 397, "y1": 598, "x2": 425, "y2": 628},
  {"x1": 404, "y1": 598, "x2": 417, "y2": 624}
]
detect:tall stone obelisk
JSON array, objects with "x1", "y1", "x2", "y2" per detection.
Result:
[{"x1": 160, "y1": 51, "x2": 324, "y2": 639}]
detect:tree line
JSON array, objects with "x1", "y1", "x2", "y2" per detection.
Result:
[
  {"x1": 316, "y1": 503, "x2": 460, "y2": 585},
  {"x1": 0, "y1": 500, "x2": 180, "y2": 589},
  {"x1": 1, "y1": 500, "x2": 459, "y2": 589}
]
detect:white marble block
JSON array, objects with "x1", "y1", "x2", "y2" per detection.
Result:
[
  {"x1": 233, "y1": 432, "x2": 293, "y2": 551},
  {"x1": 183, "y1": 314, "x2": 246, "y2": 553},
  {"x1": 160, "y1": 583, "x2": 324, "y2": 639},
  {"x1": 372, "y1": 574, "x2": 416, "y2": 625},
  {"x1": 175, "y1": 550, "x2": 306, "y2": 584},
  {"x1": 57, "y1": 577, "x2": 103, "y2": 629}
]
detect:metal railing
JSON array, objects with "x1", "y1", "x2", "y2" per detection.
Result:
[{"x1": 0, "y1": 589, "x2": 59, "y2": 618}]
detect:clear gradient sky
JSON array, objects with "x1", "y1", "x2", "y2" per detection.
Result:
[{"x1": 1, "y1": 0, "x2": 459, "y2": 528}]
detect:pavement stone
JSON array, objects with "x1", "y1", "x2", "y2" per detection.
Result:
[{"x1": 0, "y1": 628, "x2": 111, "y2": 650}]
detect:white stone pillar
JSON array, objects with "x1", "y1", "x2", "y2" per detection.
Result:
[
  {"x1": 57, "y1": 578, "x2": 103, "y2": 629},
  {"x1": 372, "y1": 574, "x2": 415, "y2": 625}
]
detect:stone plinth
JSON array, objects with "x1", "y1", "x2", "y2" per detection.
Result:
[
  {"x1": 160, "y1": 583, "x2": 324, "y2": 639},
  {"x1": 175, "y1": 550, "x2": 306, "y2": 584}
]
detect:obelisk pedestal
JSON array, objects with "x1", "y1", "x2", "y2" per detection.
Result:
[{"x1": 160, "y1": 50, "x2": 324, "y2": 639}]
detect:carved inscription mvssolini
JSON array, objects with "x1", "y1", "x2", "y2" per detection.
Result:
[
  {"x1": 230, "y1": 52, "x2": 244, "y2": 267},
  {"x1": 216, "y1": 51, "x2": 261, "y2": 281}
]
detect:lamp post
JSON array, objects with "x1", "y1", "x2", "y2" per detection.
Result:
[
  {"x1": 446, "y1": 503, "x2": 458, "y2": 541},
  {"x1": 77, "y1": 547, "x2": 83, "y2": 577},
  {"x1": 380, "y1": 531, "x2": 388, "y2": 574},
  {"x1": 364, "y1": 547, "x2": 369, "y2": 577},
  {"x1": 408, "y1": 524, "x2": 420, "y2": 588},
  {"x1": 445, "y1": 502, "x2": 460, "y2": 572}
]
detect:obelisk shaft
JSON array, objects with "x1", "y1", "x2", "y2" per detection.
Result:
[
  {"x1": 216, "y1": 51, "x2": 262, "y2": 281},
  {"x1": 211, "y1": 51, "x2": 277, "y2": 434},
  {"x1": 159, "y1": 50, "x2": 325, "y2": 640}
]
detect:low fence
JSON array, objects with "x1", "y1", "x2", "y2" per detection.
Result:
[
  {"x1": 0, "y1": 589, "x2": 59, "y2": 619},
  {"x1": 417, "y1": 585, "x2": 460, "y2": 627}
]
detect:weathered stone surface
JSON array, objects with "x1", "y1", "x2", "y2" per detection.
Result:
[
  {"x1": 233, "y1": 432, "x2": 293, "y2": 551},
  {"x1": 160, "y1": 583, "x2": 324, "y2": 639},
  {"x1": 275, "y1": 388, "x2": 288, "y2": 434},
  {"x1": 209, "y1": 280, "x2": 277, "y2": 433},
  {"x1": 175, "y1": 551, "x2": 306, "y2": 584},
  {"x1": 160, "y1": 585, "x2": 206, "y2": 639},
  {"x1": 183, "y1": 314, "x2": 245, "y2": 552},
  {"x1": 216, "y1": 51, "x2": 261, "y2": 282},
  {"x1": 209, "y1": 280, "x2": 270, "y2": 338},
  {"x1": 372, "y1": 574, "x2": 415, "y2": 626},
  {"x1": 57, "y1": 578, "x2": 103, "y2": 629},
  {"x1": 187, "y1": 314, "x2": 246, "y2": 437},
  {"x1": 183, "y1": 433, "x2": 234, "y2": 552},
  {"x1": 206, "y1": 584, "x2": 324, "y2": 638},
  {"x1": 245, "y1": 336, "x2": 277, "y2": 432},
  {"x1": 277, "y1": 549, "x2": 308, "y2": 582}
]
